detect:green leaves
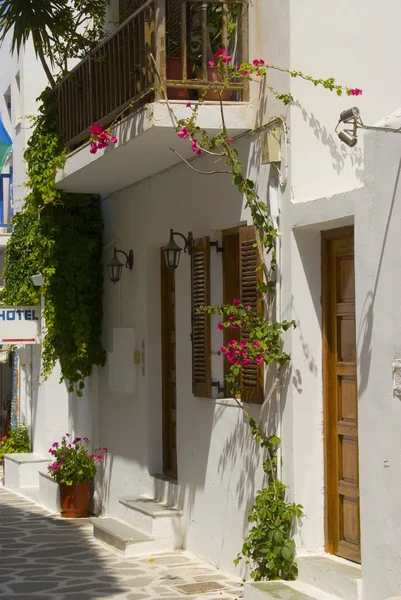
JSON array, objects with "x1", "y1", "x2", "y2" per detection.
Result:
[{"x1": 3, "y1": 97, "x2": 105, "y2": 394}]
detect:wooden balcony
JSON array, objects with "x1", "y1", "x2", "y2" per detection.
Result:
[{"x1": 53, "y1": 0, "x2": 249, "y2": 150}]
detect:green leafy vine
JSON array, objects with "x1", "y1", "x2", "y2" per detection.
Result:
[
  {"x1": 168, "y1": 53, "x2": 360, "y2": 580},
  {"x1": 3, "y1": 88, "x2": 106, "y2": 394}
]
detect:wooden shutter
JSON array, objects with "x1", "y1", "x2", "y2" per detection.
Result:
[
  {"x1": 239, "y1": 225, "x2": 264, "y2": 403},
  {"x1": 191, "y1": 237, "x2": 212, "y2": 397}
]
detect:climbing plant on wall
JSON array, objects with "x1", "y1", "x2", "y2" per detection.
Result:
[
  {"x1": 151, "y1": 51, "x2": 361, "y2": 580},
  {"x1": 2, "y1": 89, "x2": 106, "y2": 394}
]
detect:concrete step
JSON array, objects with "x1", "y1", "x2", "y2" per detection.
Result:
[
  {"x1": 245, "y1": 581, "x2": 342, "y2": 600},
  {"x1": 118, "y1": 496, "x2": 183, "y2": 532},
  {"x1": 20, "y1": 486, "x2": 41, "y2": 504},
  {"x1": 297, "y1": 556, "x2": 362, "y2": 600},
  {"x1": 150, "y1": 473, "x2": 180, "y2": 506},
  {"x1": 91, "y1": 517, "x2": 156, "y2": 556},
  {"x1": 117, "y1": 496, "x2": 184, "y2": 550}
]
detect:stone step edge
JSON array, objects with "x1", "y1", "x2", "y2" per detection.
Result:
[
  {"x1": 245, "y1": 581, "x2": 342, "y2": 600},
  {"x1": 118, "y1": 496, "x2": 184, "y2": 518},
  {"x1": 90, "y1": 517, "x2": 155, "y2": 544}
]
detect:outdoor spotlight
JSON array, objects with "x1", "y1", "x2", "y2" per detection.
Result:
[
  {"x1": 337, "y1": 106, "x2": 401, "y2": 148},
  {"x1": 163, "y1": 229, "x2": 193, "y2": 270},
  {"x1": 338, "y1": 130, "x2": 358, "y2": 147},
  {"x1": 339, "y1": 107, "x2": 360, "y2": 123},
  {"x1": 108, "y1": 247, "x2": 134, "y2": 283}
]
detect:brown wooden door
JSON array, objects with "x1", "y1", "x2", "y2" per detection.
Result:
[
  {"x1": 322, "y1": 228, "x2": 361, "y2": 563},
  {"x1": 161, "y1": 253, "x2": 177, "y2": 478}
]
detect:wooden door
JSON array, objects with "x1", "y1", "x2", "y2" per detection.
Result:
[
  {"x1": 160, "y1": 252, "x2": 177, "y2": 478},
  {"x1": 322, "y1": 227, "x2": 361, "y2": 563}
]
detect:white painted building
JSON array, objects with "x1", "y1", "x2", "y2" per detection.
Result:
[{"x1": 3, "y1": 1, "x2": 401, "y2": 599}]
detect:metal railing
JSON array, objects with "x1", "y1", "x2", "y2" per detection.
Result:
[{"x1": 54, "y1": 0, "x2": 248, "y2": 149}]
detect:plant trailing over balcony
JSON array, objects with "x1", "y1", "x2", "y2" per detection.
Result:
[{"x1": 3, "y1": 88, "x2": 106, "y2": 394}]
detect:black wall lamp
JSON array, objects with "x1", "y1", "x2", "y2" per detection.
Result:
[
  {"x1": 108, "y1": 247, "x2": 134, "y2": 283},
  {"x1": 163, "y1": 229, "x2": 193, "y2": 270}
]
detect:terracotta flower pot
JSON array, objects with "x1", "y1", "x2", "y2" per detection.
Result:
[
  {"x1": 196, "y1": 66, "x2": 232, "y2": 101},
  {"x1": 60, "y1": 482, "x2": 90, "y2": 518},
  {"x1": 166, "y1": 57, "x2": 194, "y2": 100}
]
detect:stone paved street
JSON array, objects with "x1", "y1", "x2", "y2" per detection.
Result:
[{"x1": 0, "y1": 487, "x2": 244, "y2": 599}]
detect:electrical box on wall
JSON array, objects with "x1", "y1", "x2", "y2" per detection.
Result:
[{"x1": 261, "y1": 127, "x2": 281, "y2": 164}]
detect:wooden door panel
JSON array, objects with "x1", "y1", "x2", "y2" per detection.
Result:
[
  {"x1": 323, "y1": 228, "x2": 361, "y2": 564},
  {"x1": 161, "y1": 252, "x2": 178, "y2": 479}
]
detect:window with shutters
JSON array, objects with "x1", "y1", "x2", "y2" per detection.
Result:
[
  {"x1": 222, "y1": 225, "x2": 264, "y2": 403},
  {"x1": 190, "y1": 226, "x2": 263, "y2": 403},
  {"x1": 191, "y1": 237, "x2": 212, "y2": 398}
]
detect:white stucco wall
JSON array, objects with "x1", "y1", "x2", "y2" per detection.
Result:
[{"x1": 98, "y1": 138, "x2": 275, "y2": 574}]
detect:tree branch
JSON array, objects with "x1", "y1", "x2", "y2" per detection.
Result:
[{"x1": 169, "y1": 149, "x2": 232, "y2": 175}]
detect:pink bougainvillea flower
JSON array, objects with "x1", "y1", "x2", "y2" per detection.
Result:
[
  {"x1": 228, "y1": 138, "x2": 234, "y2": 144},
  {"x1": 208, "y1": 60, "x2": 215, "y2": 67},
  {"x1": 110, "y1": 136, "x2": 118, "y2": 144},
  {"x1": 247, "y1": 305, "x2": 252, "y2": 311},
  {"x1": 243, "y1": 357, "x2": 251, "y2": 366},
  {"x1": 177, "y1": 127, "x2": 189, "y2": 139},
  {"x1": 242, "y1": 70, "x2": 249, "y2": 76},
  {"x1": 229, "y1": 325, "x2": 236, "y2": 331},
  {"x1": 253, "y1": 341, "x2": 260, "y2": 348},
  {"x1": 233, "y1": 298, "x2": 241, "y2": 306},
  {"x1": 89, "y1": 454, "x2": 95, "y2": 460},
  {"x1": 195, "y1": 149, "x2": 202, "y2": 156},
  {"x1": 186, "y1": 102, "x2": 191, "y2": 108},
  {"x1": 83, "y1": 437, "x2": 89, "y2": 443},
  {"x1": 90, "y1": 124, "x2": 103, "y2": 136},
  {"x1": 217, "y1": 323, "x2": 224, "y2": 331},
  {"x1": 102, "y1": 448, "x2": 108, "y2": 453},
  {"x1": 66, "y1": 433, "x2": 70, "y2": 437},
  {"x1": 97, "y1": 454, "x2": 103, "y2": 461},
  {"x1": 229, "y1": 316, "x2": 236, "y2": 322},
  {"x1": 228, "y1": 340, "x2": 236, "y2": 347},
  {"x1": 101, "y1": 131, "x2": 111, "y2": 140},
  {"x1": 222, "y1": 56, "x2": 232, "y2": 63},
  {"x1": 255, "y1": 354, "x2": 264, "y2": 365},
  {"x1": 220, "y1": 346, "x2": 227, "y2": 353},
  {"x1": 52, "y1": 442, "x2": 59, "y2": 448},
  {"x1": 97, "y1": 139, "x2": 108, "y2": 149},
  {"x1": 350, "y1": 88, "x2": 362, "y2": 96},
  {"x1": 239, "y1": 340, "x2": 247, "y2": 348}
]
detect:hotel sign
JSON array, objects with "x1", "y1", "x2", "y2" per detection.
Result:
[{"x1": 0, "y1": 306, "x2": 41, "y2": 344}]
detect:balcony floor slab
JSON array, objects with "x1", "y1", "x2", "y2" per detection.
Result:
[{"x1": 55, "y1": 101, "x2": 252, "y2": 195}]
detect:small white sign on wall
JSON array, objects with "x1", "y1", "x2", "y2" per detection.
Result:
[
  {"x1": 0, "y1": 306, "x2": 41, "y2": 344},
  {"x1": 108, "y1": 327, "x2": 136, "y2": 394}
]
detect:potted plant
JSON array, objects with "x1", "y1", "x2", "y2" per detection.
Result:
[
  {"x1": 190, "y1": 3, "x2": 237, "y2": 101},
  {"x1": 0, "y1": 423, "x2": 31, "y2": 467},
  {"x1": 47, "y1": 434, "x2": 107, "y2": 518}
]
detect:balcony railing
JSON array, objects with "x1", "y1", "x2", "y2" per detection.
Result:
[{"x1": 54, "y1": 0, "x2": 248, "y2": 149}]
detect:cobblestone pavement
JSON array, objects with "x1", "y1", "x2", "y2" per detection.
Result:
[{"x1": 0, "y1": 487, "x2": 244, "y2": 599}]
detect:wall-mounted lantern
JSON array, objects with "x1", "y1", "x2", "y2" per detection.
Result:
[
  {"x1": 108, "y1": 247, "x2": 134, "y2": 283},
  {"x1": 163, "y1": 229, "x2": 193, "y2": 270}
]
